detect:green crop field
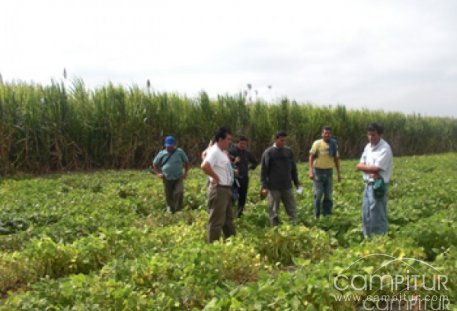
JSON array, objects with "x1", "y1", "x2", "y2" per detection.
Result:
[{"x1": 1, "y1": 153, "x2": 456, "y2": 310}]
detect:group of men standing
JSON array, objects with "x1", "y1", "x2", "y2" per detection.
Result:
[{"x1": 153, "y1": 123, "x2": 393, "y2": 243}]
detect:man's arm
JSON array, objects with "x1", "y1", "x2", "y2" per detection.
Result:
[
  {"x1": 308, "y1": 141, "x2": 317, "y2": 180},
  {"x1": 308, "y1": 153, "x2": 315, "y2": 180},
  {"x1": 183, "y1": 162, "x2": 190, "y2": 179},
  {"x1": 201, "y1": 161, "x2": 219, "y2": 185},
  {"x1": 180, "y1": 150, "x2": 190, "y2": 179},
  {"x1": 152, "y1": 163, "x2": 164, "y2": 178},
  {"x1": 356, "y1": 163, "x2": 381, "y2": 179},
  {"x1": 356, "y1": 148, "x2": 389, "y2": 179},
  {"x1": 152, "y1": 153, "x2": 164, "y2": 178},
  {"x1": 260, "y1": 150, "x2": 269, "y2": 189},
  {"x1": 291, "y1": 152, "x2": 300, "y2": 188},
  {"x1": 248, "y1": 151, "x2": 258, "y2": 170},
  {"x1": 334, "y1": 156, "x2": 341, "y2": 182}
]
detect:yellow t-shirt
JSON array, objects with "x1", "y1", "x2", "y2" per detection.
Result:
[{"x1": 310, "y1": 139, "x2": 339, "y2": 169}]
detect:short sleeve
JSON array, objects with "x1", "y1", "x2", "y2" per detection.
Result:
[
  {"x1": 204, "y1": 147, "x2": 217, "y2": 166},
  {"x1": 309, "y1": 141, "x2": 318, "y2": 155},
  {"x1": 153, "y1": 151, "x2": 164, "y2": 165},
  {"x1": 179, "y1": 149, "x2": 189, "y2": 163},
  {"x1": 374, "y1": 148, "x2": 392, "y2": 171}
]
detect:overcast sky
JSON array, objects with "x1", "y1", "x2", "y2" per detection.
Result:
[{"x1": 1, "y1": 0, "x2": 457, "y2": 117}]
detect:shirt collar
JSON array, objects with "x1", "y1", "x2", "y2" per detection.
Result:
[{"x1": 370, "y1": 138, "x2": 384, "y2": 150}]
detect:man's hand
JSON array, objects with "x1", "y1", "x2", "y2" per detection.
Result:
[
  {"x1": 260, "y1": 188, "x2": 269, "y2": 199},
  {"x1": 309, "y1": 171, "x2": 314, "y2": 180},
  {"x1": 356, "y1": 163, "x2": 365, "y2": 171},
  {"x1": 157, "y1": 173, "x2": 164, "y2": 179},
  {"x1": 356, "y1": 163, "x2": 380, "y2": 175},
  {"x1": 210, "y1": 176, "x2": 219, "y2": 186},
  {"x1": 369, "y1": 172, "x2": 379, "y2": 180}
]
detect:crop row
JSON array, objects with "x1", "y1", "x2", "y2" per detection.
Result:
[{"x1": 0, "y1": 153, "x2": 456, "y2": 309}]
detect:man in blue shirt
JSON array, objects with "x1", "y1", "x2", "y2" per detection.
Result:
[{"x1": 153, "y1": 136, "x2": 190, "y2": 213}]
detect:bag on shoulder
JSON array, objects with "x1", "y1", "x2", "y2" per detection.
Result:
[{"x1": 315, "y1": 139, "x2": 337, "y2": 158}]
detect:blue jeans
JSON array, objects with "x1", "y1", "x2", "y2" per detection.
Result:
[
  {"x1": 313, "y1": 168, "x2": 333, "y2": 217},
  {"x1": 362, "y1": 183, "x2": 389, "y2": 237}
]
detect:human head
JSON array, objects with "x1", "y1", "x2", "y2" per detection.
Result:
[
  {"x1": 214, "y1": 127, "x2": 232, "y2": 150},
  {"x1": 164, "y1": 136, "x2": 176, "y2": 151},
  {"x1": 367, "y1": 122, "x2": 384, "y2": 145},
  {"x1": 236, "y1": 136, "x2": 248, "y2": 150},
  {"x1": 321, "y1": 126, "x2": 332, "y2": 142},
  {"x1": 275, "y1": 130, "x2": 288, "y2": 148}
]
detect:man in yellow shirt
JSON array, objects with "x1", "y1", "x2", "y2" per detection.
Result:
[{"x1": 309, "y1": 126, "x2": 341, "y2": 218}]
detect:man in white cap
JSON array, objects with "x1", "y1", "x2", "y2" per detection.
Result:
[{"x1": 153, "y1": 136, "x2": 190, "y2": 213}]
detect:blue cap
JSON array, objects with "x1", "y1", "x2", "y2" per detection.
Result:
[{"x1": 164, "y1": 136, "x2": 176, "y2": 147}]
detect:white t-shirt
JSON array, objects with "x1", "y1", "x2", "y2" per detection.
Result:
[
  {"x1": 360, "y1": 138, "x2": 393, "y2": 183},
  {"x1": 203, "y1": 144, "x2": 234, "y2": 186}
]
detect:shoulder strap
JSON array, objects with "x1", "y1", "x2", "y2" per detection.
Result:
[{"x1": 160, "y1": 149, "x2": 177, "y2": 167}]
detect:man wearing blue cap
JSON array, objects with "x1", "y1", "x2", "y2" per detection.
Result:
[{"x1": 153, "y1": 136, "x2": 190, "y2": 213}]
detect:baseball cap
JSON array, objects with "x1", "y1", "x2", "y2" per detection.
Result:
[{"x1": 164, "y1": 136, "x2": 176, "y2": 147}]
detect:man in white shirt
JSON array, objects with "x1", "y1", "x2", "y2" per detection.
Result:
[
  {"x1": 201, "y1": 127, "x2": 236, "y2": 243},
  {"x1": 356, "y1": 123, "x2": 393, "y2": 237}
]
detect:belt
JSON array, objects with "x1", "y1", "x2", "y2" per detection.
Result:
[{"x1": 217, "y1": 185, "x2": 232, "y2": 188}]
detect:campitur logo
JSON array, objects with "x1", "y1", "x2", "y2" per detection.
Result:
[{"x1": 332, "y1": 253, "x2": 450, "y2": 310}]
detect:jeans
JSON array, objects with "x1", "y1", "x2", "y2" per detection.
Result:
[
  {"x1": 313, "y1": 168, "x2": 333, "y2": 217},
  {"x1": 362, "y1": 183, "x2": 389, "y2": 237}
]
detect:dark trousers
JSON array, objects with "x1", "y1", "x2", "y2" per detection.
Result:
[
  {"x1": 235, "y1": 177, "x2": 249, "y2": 217},
  {"x1": 207, "y1": 185, "x2": 237, "y2": 243},
  {"x1": 268, "y1": 189, "x2": 297, "y2": 226},
  {"x1": 163, "y1": 178, "x2": 183, "y2": 213}
]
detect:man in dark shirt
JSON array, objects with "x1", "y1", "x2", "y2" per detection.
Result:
[
  {"x1": 260, "y1": 131, "x2": 301, "y2": 226},
  {"x1": 229, "y1": 136, "x2": 258, "y2": 217}
]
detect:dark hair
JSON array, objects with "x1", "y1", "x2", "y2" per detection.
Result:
[
  {"x1": 214, "y1": 127, "x2": 232, "y2": 142},
  {"x1": 275, "y1": 130, "x2": 288, "y2": 138},
  {"x1": 367, "y1": 122, "x2": 384, "y2": 135},
  {"x1": 238, "y1": 135, "x2": 248, "y2": 142},
  {"x1": 322, "y1": 126, "x2": 332, "y2": 132}
]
